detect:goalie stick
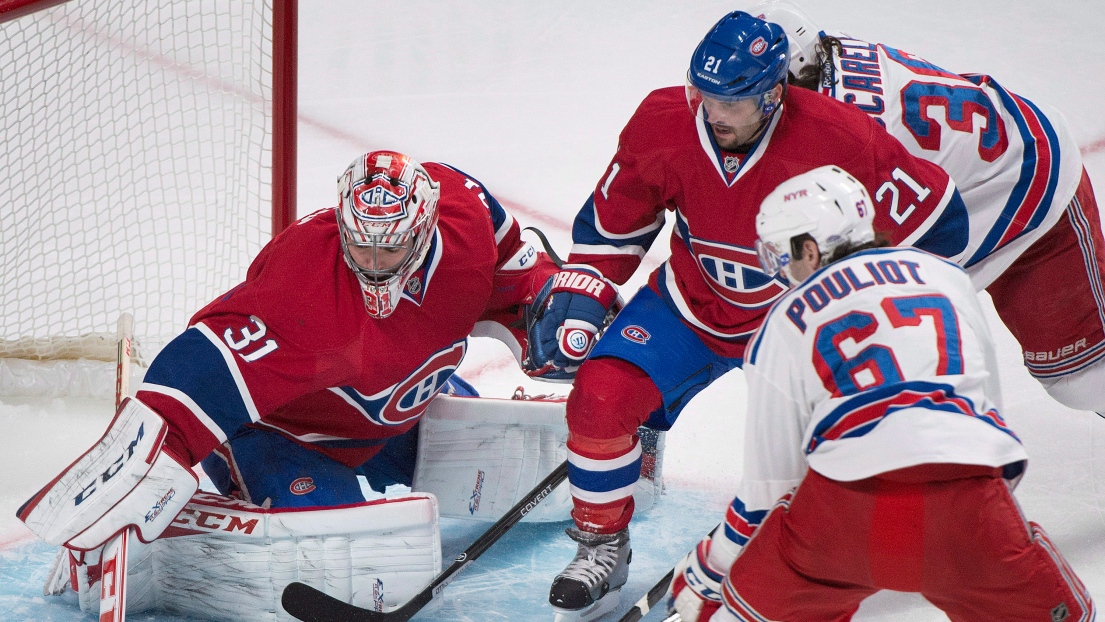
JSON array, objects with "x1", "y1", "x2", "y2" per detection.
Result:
[
  {"x1": 101, "y1": 313, "x2": 136, "y2": 622},
  {"x1": 281, "y1": 460, "x2": 569, "y2": 622}
]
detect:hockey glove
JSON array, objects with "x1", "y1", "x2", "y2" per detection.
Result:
[
  {"x1": 523, "y1": 265, "x2": 619, "y2": 383},
  {"x1": 669, "y1": 534, "x2": 725, "y2": 622}
]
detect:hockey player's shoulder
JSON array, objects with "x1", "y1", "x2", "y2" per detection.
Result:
[
  {"x1": 420, "y1": 162, "x2": 500, "y2": 273},
  {"x1": 780, "y1": 88, "x2": 880, "y2": 157},
  {"x1": 619, "y1": 86, "x2": 695, "y2": 149},
  {"x1": 203, "y1": 210, "x2": 367, "y2": 352}
]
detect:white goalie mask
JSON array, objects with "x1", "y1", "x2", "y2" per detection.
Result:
[
  {"x1": 750, "y1": 0, "x2": 824, "y2": 77},
  {"x1": 337, "y1": 151, "x2": 441, "y2": 318},
  {"x1": 755, "y1": 165, "x2": 876, "y2": 285}
]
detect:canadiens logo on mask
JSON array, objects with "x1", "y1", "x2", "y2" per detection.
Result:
[{"x1": 353, "y1": 174, "x2": 410, "y2": 219}]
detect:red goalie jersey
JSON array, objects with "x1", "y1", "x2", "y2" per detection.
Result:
[{"x1": 136, "y1": 163, "x2": 557, "y2": 468}]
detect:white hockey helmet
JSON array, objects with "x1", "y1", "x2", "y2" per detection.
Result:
[
  {"x1": 337, "y1": 150, "x2": 441, "y2": 318},
  {"x1": 749, "y1": 0, "x2": 824, "y2": 77},
  {"x1": 755, "y1": 165, "x2": 875, "y2": 285}
]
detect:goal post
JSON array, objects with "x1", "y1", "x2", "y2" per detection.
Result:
[{"x1": 0, "y1": 0, "x2": 297, "y2": 397}]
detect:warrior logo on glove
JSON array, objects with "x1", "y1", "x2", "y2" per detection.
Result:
[{"x1": 524, "y1": 265, "x2": 621, "y2": 383}]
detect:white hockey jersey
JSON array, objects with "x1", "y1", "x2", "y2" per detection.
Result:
[
  {"x1": 722, "y1": 248, "x2": 1027, "y2": 552},
  {"x1": 820, "y1": 36, "x2": 1083, "y2": 289}
]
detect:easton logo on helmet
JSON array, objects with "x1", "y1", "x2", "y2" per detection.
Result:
[
  {"x1": 290, "y1": 477, "x2": 316, "y2": 495},
  {"x1": 749, "y1": 36, "x2": 768, "y2": 56}
]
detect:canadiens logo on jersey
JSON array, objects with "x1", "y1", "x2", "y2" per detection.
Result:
[
  {"x1": 335, "y1": 341, "x2": 467, "y2": 426},
  {"x1": 690, "y1": 238, "x2": 788, "y2": 309},
  {"x1": 621, "y1": 325, "x2": 651, "y2": 344}
]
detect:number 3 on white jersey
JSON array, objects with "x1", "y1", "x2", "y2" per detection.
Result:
[{"x1": 876, "y1": 168, "x2": 932, "y2": 225}]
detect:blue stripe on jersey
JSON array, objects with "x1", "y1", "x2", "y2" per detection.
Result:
[
  {"x1": 436, "y1": 163, "x2": 510, "y2": 234},
  {"x1": 807, "y1": 380, "x2": 1017, "y2": 454},
  {"x1": 965, "y1": 78, "x2": 1062, "y2": 266},
  {"x1": 571, "y1": 193, "x2": 665, "y2": 251},
  {"x1": 566, "y1": 456, "x2": 643, "y2": 495},
  {"x1": 723, "y1": 497, "x2": 769, "y2": 547},
  {"x1": 143, "y1": 327, "x2": 254, "y2": 439},
  {"x1": 911, "y1": 188, "x2": 969, "y2": 259}
]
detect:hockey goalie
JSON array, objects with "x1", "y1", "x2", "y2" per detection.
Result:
[{"x1": 15, "y1": 150, "x2": 664, "y2": 620}]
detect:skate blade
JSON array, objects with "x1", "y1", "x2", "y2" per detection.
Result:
[{"x1": 551, "y1": 590, "x2": 620, "y2": 622}]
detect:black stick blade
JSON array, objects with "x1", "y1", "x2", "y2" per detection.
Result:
[{"x1": 282, "y1": 581, "x2": 387, "y2": 622}]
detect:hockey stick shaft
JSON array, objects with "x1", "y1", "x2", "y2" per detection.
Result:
[
  {"x1": 619, "y1": 521, "x2": 721, "y2": 622},
  {"x1": 618, "y1": 568, "x2": 673, "y2": 622},
  {"x1": 281, "y1": 460, "x2": 570, "y2": 622}
]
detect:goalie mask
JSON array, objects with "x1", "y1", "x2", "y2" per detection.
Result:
[
  {"x1": 337, "y1": 151, "x2": 441, "y2": 318},
  {"x1": 755, "y1": 165, "x2": 875, "y2": 286}
]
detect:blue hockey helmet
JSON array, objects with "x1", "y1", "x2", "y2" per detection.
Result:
[{"x1": 687, "y1": 12, "x2": 789, "y2": 124}]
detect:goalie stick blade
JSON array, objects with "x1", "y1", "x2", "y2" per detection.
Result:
[{"x1": 282, "y1": 461, "x2": 569, "y2": 622}]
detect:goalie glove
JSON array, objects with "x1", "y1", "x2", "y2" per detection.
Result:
[
  {"x1": 523, "y1": 265, "x2": 619, "y2": 382},
  {"x1": 669, "y1": 533, "x2": 725, "y2": 622}
]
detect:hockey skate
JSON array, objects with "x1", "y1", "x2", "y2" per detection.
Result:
[{"x1": 549, "y1": 527, "x2": 631, "y2": 622}]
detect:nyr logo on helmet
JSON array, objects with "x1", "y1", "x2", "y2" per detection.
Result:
[
  {"x1": 340, "y1": 341, "x2": 468, "y2": 426},
  {"x1": 621, "y1": 326, "x2": 651, "y2": 344},
  {"x1": 749, "y1": 36, "x2": 768, "y2": 56},
  {"x1": 353, "y1": 175, "x2": 410, "y2": 220},
  {"x1": 691, "y1": 238, "x2": 787, "y2": 309}
]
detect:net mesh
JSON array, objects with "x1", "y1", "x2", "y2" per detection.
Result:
[{"x1": 0, "y1": 0, "x2": 274, "y2": 361}]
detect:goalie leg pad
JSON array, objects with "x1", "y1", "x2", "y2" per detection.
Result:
[
  {"x1": 72, "y1": 491, "x2": 442, "y2": 621},
  {"x1": 413, "y1": 395, "x2": 664, "y2": 521},
  {"x1": 17, "y1": 397, "x2": 198, "y2": 549}
]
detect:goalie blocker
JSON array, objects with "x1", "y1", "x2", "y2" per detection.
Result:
[{"x1": 16, "y1": 397, "x2": 198, "y2": 550}]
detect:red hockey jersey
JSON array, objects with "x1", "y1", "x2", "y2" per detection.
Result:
[
  {"x1": 567, "y1": 86, "x2": 969, "y2": 358},
  {"x1": 137, "y1": 163, "x2": 557, "y2": 467}
]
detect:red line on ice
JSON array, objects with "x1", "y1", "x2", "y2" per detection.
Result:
[{"x1": 0, "y1": 524, "x2": 36, "y2": 551}]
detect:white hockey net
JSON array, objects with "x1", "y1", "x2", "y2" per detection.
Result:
[{"x1": 0, "y1": 1, "x2": 281, "y2": 396}]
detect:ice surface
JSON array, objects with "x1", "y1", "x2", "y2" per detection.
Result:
[{"x1": 2, "y1": 0, "x2": 1104, "y2": 620}]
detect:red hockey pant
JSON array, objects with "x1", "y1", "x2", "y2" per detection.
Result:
[
  {"x1": 988, "y1": 169, "x2": 1105, "y2": 384},
  {"x1": 720, "y1": 466, "x2": 1094, "y2": 622}
]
